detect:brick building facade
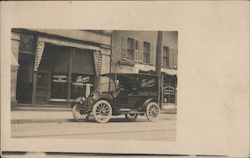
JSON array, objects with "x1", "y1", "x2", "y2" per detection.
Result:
[{"x1": 111, "y1": 31, "x2": 178, "y2": 103}]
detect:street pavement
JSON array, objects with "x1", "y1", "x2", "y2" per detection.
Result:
[
  {"x1": 7, "y1": 106, "x2": 232, "y2": 158},
  {"x1": 11, "y1": 112, "x2": 176, "y2": 141},
  {"x1": 11, "y1": 103, "x2": 176, "y2": 124}
]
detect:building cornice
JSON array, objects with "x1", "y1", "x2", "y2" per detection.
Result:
[{"x1": 12, "y1": 29, "x2": 111, "y2": 48}]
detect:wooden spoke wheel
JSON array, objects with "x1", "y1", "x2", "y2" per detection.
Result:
[
  {"x1": 146, "y1": 102, "x2": 160, "y2": 122},
  {"x1": 92, "y1": 100, "x2": 112, "y2": 123},
  {"x1": 72, "y1": 103, "x2": 89, "y2": 122}
]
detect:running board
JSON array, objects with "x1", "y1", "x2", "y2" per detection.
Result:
[{"x1": 119, "y1": 109, "x2": 144, "y2": 114}]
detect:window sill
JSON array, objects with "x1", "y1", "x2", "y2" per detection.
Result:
[
  {"x1": 118, "y1": 59, "x2": 135, "y2": 66},
  {"x1": 162, "y1": 66, "x2": 178, "y2": 70},
  {"x1": 136, "y1": 62, "x2": 151, "y2": 65}
]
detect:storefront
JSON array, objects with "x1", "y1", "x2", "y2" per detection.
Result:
[
  {"x1": 138, "y1": 69, "x2": 177, "y2": 104},
  {"x1": 14, "y1": 30, "x2": 110, "y2": 105},
  {"x1": 162, "y1": 72, "x2": 177, "y2": 104},
  {"x1": 35, "y1": 44, "x2": 96, "y2": 104}
]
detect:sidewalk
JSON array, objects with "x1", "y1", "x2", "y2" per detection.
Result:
[
  {"x1": 161, "y1": 103, "x2": 177, "y2": 114},
  {"x1": 11, "y1": 104, "x2": 177, "y2": 124},
  {"x1": 11, "y1": 107, "x2": 73, "y2": 124}
]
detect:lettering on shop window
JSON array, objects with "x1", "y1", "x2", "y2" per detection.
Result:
[
  {"x1": 52, "y1": 75, "x2": 67, "y2": 83},
  {"x1": 163, "y1": 85, "x2": 175, "y2": 95}
]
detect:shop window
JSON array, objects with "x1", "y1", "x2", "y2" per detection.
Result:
[
  {"x1": 163, "y1": 75, "x2": 177, "y2": 104},
  {"x1": 51, "y1": 48, "x2": 70, "y2": 73},
  {"x1": 71, "y1": 49, "x2": 95, "y2": 75},
  {"x1": 143, "y1": 42, "x2": 150, "y2": 64},
  {"x1": 50, "y1": 72, "x2": 68, "y2": 100},
  {"x1": 50, "y1": 47, "x2": 71, "y2": 101},
  {"x1": 70, "y1": 49, "x2": 95, "y2": 99}
]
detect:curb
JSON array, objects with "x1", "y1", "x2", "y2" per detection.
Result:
[
  {"x1": 13, "y1": 107, "x2": 71, "y2": 112},
  {"x1": 11, "y1": 119, "x2": 75, "y2": 124},
  {"x1": 11, "y1": 113, "x2": 176, "y2": 124}
]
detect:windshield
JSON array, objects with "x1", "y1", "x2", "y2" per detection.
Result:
[{"x1": 95, "y1": 76, "x2": 117, "y2": 93}]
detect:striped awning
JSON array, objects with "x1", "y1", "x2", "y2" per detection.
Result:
[{"x1": 33, "y1": 36, "x2": 101, "y2": 72}]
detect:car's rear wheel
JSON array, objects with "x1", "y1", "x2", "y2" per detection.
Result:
[
  {"x1": 92, "y1": 100, "x2": 112, "y2": 123},
  {"x1": 72, "y1": 103, "x2": 89, "y2": 122},
  {"x1": 125, "y1": 113, "x2": 138, "y2": 121},
  {"x1": 146, "y1": 102, "x2": 160, "y2": 122}
]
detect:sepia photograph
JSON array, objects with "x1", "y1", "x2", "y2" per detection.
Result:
[
  {"x1": 11, "y1": 29, "x2": 178, "y2": 141},
  {"x1": 1, "y1": 1, "x2": 249, "y2": 158}
]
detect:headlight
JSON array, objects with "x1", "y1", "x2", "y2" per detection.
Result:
[
  {"x1": 80, "y1": 97, "x2": 86, "y2": 104},
  {"x1": 92, "y1": 94, "x2": 97, "y2": 100}
]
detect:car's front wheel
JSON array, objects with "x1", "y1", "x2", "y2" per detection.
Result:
[
  {"x1": 146, "y1": 102, "x2": 160, "y2": 122},
  {"x1": 92, "y1": 100, "x2": 112, "y2": 123},
  {"x1": 72, "y1": 103, "x2": 89, "y2": 122}
]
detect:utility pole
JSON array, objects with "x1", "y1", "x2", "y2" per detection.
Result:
[{"x1": 156, "y1": 31, "x2": 163, "y2": 108}]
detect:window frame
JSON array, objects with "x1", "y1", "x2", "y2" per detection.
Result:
[
  {"x1": 162, "y1": 46, "x2": 170, "y2": 68},
  {"x1": 143, "y1": 41, "x2": 150, "y2": 64},
  {"x1": 127, "y1": 38, "x2": 135, "y2": 60}
]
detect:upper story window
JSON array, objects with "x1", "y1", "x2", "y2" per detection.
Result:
[
  {"x1": 162, "y1": 46, "x2": 178, "y2": 69},
  {"x1": 135, "y1": 40, "x2": 139, "y2": 50},
  {"x1": 163, "y1": 47, "x2": 170, "y2": 67},
  {"x1": 143, "y1": 42, "x2": 150, "y2": 64},
  {"x1": 127, "y1": 38, "x2": 135, "y2": 60}
]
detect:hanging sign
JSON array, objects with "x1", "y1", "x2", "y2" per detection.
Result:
[
  {"x1": 72, "y1": 75, "x2": 91, "y2": 87},
  {"x1": 76, "y1": 76, "x2": 90, "y2": 83}
]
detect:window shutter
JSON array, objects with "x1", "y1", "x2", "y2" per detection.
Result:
[
  {"x1": 134, "y1": 40, "x2": 139, "y2": 62},
  {"x1": 173, "y1": 49, "x2": 178, "y2": 69},
  {"x1": 161, "y1": 47, "x2": 165, "y2": 67},
  {"x1": 138, "y1": 40, "x2": 143, "y2": 63},
  {"x1": 149, "y1": 43, "x2": 155, "y2": 65},
  {"x1": 121, "y1": 36, "x2": 127, "y2": 59},
  {"x1": 169, "y1": 48, "x2": 174, "y2": 68}
]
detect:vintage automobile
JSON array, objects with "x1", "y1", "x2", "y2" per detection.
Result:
[{"x1": 72, "y1": 73, "x2": 161, "y2": 123}]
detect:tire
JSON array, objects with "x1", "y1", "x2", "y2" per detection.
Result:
[
  {"x1": 72, "y1": 103, "x2": 89, "y2": 122},
  {"x1": 92, "y1": 100, "x2": 112, "y2": 123},
  {"x1": 146, "y1": 102, "x2": 160, "y2": 122},
  {"x1": 125, "y1": 114, "x2": 138, "y2": 121}
]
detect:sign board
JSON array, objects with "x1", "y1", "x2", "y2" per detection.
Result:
[
  {"x1": 52, "y1": 74, "x2": 67, "y2": 83},
  {"x1": 163, "y1": 85, "x2": 175, "y2": 95}
]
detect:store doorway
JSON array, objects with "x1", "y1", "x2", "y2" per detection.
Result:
[{"x1": 35, "y1": 44, "x2": 96, "y2": 104}]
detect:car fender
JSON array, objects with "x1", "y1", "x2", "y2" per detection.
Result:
[
  {"x1": 71, "y1": 97, "x2": 86, "y2": 108},
  {"x1": 93, "y1": 97, "x2": 118, "y2": 114},
  {"x1": 142, "y1": 98, "x2": 158, "y2": 111}
]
